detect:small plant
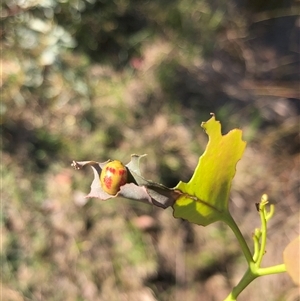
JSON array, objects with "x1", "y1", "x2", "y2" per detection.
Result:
[{"x1": 72, "y1": 114, "x2": 299, "y2": 300}]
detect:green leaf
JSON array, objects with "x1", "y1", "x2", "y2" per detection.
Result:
[{"x1": 173, "y1": 114, "x2": 246, "y2": 225}]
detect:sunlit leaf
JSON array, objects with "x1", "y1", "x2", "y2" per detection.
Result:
[
  {"x1": 173, "y1": 114, "x2": 246, "y2": 225},
  {"x1": 283, "y1": 236, "x2": 300, "y2": 286}
]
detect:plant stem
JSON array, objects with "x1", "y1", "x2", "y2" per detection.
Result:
[
  {"x1": 224, "y1": 266, "x2": 257, "y2": 301},
  {"x1": 221, "y1": 213, "x2": 256, "y2": 301},
  {"x1": 257, "y1": 264, "x2": 286, "y2": 276},
  {"x1": 223, "y1": 256, "x2": 286, "y2": 301},
  {"x1": 256, "y1": 204, "x2": 267, "y2": 266},
  {"x1": 222, "y1": 213, "x2": 253, "y2": 264},
  {"x1": 221, "y1": 200, "x2": 287, "y2": 301}
]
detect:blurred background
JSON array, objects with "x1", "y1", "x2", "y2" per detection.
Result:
[{"x1": 1, "y1": 0, "x2": 299, "y2": 300}]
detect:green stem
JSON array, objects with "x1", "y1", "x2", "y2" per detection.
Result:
[
  {"x1": 222, "y1": 213, "x2": 253, "y2": 265},
  {"x1": 256, "y1": 205, "x2": 267, "y2": 266},
  {"x1": 257, "y1": 264, "x2": 286, "y2": 276},
  {"x1": 223, "y1": 263, "x2": 286, "y2": 301},
  {"x1": 221, "y1": 200, "x2": 287, "y2": 301},
  {"x1": 224, "y1": 266, "x2": 257, "y2": 301},
  {"x1": 252, "y1": 233, "x2": 260, "y2": 262}
]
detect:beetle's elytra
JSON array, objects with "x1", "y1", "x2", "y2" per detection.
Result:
[{"x1": 100, "y1": 160, "x2": 128, "y2": 195}]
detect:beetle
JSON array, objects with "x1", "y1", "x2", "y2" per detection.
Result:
[{"x1": 100, "y1": 160, "x2": 128, "y2": 195}]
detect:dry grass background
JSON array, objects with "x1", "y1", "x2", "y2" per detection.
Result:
[{"x1": 2, "y1": 1, "x2": 299, "y2": 300}]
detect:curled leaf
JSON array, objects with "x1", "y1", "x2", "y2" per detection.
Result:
[{"x1": 72, "y1": 154, "x2": 180, "y2": 209}]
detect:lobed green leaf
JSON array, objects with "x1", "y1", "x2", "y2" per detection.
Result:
[{"x1": 173, "y1": 114, "x2": 246, "y2": 226}]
